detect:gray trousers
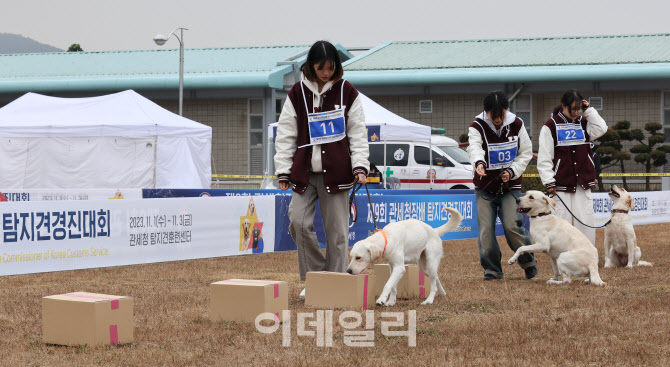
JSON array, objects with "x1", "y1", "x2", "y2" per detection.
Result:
[{"x1": 289, "y1": 172, "x2": 350, "y2": 281}]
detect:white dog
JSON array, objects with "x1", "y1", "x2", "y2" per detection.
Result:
[
  {"x1": 604, "y1": 185, "x2": 652, "y2": 268},
  {"x1": 508, "y1": 190, "x2": 604, "y2": 286},
  {"x1": 346, "y1": 207, "x2": 462, "y2": 306}
]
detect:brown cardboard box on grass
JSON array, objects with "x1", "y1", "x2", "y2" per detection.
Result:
[
  {"x1": 305, "y1": 271, "x2": 375, "y2": 310},
  {"x1": 373, "y1": 264, "x2": 431, "y2": 299},
  {"x1": 42, "y1": 292, "x2": 133, "y2": 346},
  {"x1": 210, "y1": 279, "x2": 288, "y2": 323}
]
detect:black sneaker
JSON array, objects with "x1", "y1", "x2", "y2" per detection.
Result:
[
  {"x1": 483, "y1": 274, "x2": 499, "y2": 281},
  {"x1": 524, "y1": 266, "x2": 538, "y2": 279}
]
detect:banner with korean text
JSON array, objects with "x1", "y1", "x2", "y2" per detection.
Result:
[
  {"x1": 1, "y1": 188, "x2": 143, "y2": 201},
  {"x1": 593, "y1": 191, "x2": 670, "y2": 226},
  {"x1": 0, "y1": 196, "x2": 275, "y2": 276}
]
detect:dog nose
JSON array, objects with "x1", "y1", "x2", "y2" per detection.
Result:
[
  {"x1": 515, "y1": 198, "x2": 520, "y2": 204},
  {"x1": 346, "y1": 269, "x2": 353, "y2": 274}
]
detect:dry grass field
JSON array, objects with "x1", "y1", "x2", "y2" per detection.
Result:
[{"x1": 1, "y1": 223, "x2": 669, "y2": 367}]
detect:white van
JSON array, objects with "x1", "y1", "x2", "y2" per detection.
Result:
[{"x1": 369, "y1": 135, "x2": 474, "y2": 190}]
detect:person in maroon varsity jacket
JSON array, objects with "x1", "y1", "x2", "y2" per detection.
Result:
[
  {"x1": 467, "y1": 91, "x2": 537, "y2": 280},
  {"x1": 537, "y1": 89, "x2": 608, "y2": 246},
  {"x1": 274, "y1": 41, "x2": 369, "y2": 297}
]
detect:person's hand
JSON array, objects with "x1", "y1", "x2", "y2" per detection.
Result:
[
  {"x1": 546, "y1": 187, "x2": 556, "y2": 197},
  {"x1": 581, "y1": 99, "x2": 590, "y2": 111},
  {"x1": 279, "y1": 181, "x2": 290, "y2": 191},
  {"x1": 356, "y1": 173, "x2": 367, "y2": 184},
  {"x1": 476, "y1": 164, "x2": 486, "y2": 177},
  {"x1": 501, "y1": 170, "x2": 510, "y2": 182}
]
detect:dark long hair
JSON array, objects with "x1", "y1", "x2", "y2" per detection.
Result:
[
  {"x1": 483, "y1": 91, "x2": 509, "y2": 121},
  {"x1": 300, "y1": 41, "x2": 343, "y2": 83},
  {"x1": 553, "y1": 89, "x2": 585, "y2": 116}
]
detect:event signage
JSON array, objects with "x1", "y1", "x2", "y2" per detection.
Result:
[
  {"x1": 593, "y1": 191, "x2": 670, "y2": 226},
  {"x1": 1, "y1": 188, "x2": 142, "y2": 201},
  {"x1": 0, "y1": 196, "x2": 275, "y2": 276}
]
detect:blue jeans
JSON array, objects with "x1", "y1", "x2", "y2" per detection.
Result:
[{"x1": 475, "y1": 189, "x2": 536, "y2": 279}]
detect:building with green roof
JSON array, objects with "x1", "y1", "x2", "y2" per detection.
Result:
[{"x1": 1, "y1": 34, "x2": 669, "y2": 188}]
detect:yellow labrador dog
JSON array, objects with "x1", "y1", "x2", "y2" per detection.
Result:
[
  {"x1": 604, "y1": 185, "x2": 652, "y2": 268},
  {"x1": 508, "y1": 190, "x2": 604, "y2": 286},
  {"x1": 346, "y1": 207, "x2": 462, "y2": 306}
]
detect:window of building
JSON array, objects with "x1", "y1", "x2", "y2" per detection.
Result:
[
  {"x1": 249, "y1": 99, "x2": 264, "y2": 175},
  {"x1": 513, "y1": 94, "x2": 532, "y2": 136}
]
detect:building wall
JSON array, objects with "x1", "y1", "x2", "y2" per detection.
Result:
[
  {"x1": 369, "y1": 90, "x2": 663, "y2": 174},
  {"x1": 155, "y1": 98, "x2": 249, "y2": 176}
]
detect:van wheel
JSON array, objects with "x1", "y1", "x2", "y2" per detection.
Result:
[{"x1": 450, "y1": 185, "x2": 470, "y2": 190}]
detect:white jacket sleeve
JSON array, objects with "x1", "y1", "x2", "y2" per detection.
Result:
[
  {"x1": 508, "y1": 126, "x2": 532, "y2": 179},
  {"x1": 583, "y1": 107, "x2": 608, "y2": 140},
  {"x1": 467, "y1": 127, "x2": 486, "y2": 168},
  {"x1": 274, "y1": 98, "x2": 298, "y2": 178},
  {"x1": 537, "y1": 125, "x2": 556, "y2": 188},
  {"x1": 346, "y1": 95, "x2": 370, "y2": 174}
]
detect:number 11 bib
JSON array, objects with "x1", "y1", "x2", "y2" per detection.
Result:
[{"x1": 299, "y1": 80, "x2": 347, "y2": 148}]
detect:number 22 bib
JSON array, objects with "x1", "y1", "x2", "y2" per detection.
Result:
[{"x1": 556, "y1": 123, "x2": 586, "y2": 146}]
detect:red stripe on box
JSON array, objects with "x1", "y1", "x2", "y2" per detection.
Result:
[
  {"x1": 419, "y1": 269, "x2": 426, "y2": 298},
  {"x1": 110, "y1": 299, "x2": 119, "y2": 310},
  {"x1": 274, "y1": 283, "x2": 279, "y2": 298},
  {"x1": 363, "y1": 274, "x2": 369, "y2": 310},
  {"x1": 419, "y1": 270, "x2": 425, "y2": 286},
  {"x1": 420, "y1": 287, "x2": 426, "y2": 298},
  {"x1": 109, "y1": 325, "x2": 118, "y2": 345}
]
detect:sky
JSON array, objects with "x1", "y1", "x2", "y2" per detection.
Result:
[{"x1": 2, "y1": 0, "x2": 670, "y2": 52}]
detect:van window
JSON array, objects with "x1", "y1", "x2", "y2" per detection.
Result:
[
  {"x1": 415, "y1": 146, "x2": 454, "y2": 167},
  {"x1": 438, "y1": 146, "x2": 471, "y2": 165},
  {"x1": 369, "y1": 144, "x2": 410, "y2": 167}
]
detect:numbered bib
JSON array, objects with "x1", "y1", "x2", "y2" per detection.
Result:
[
  {"x1": 487, "y1": 140, "x2": 517, "y2": 170},
  {"x1": 306, "y1": 109, "x2": 346, "y2": 146},
  {"x1": 556, "y1": 123, "x2": 586, "y2": 146},
  {"x1": 298, "y1": 80, "x2": 348, "y2": 148}
]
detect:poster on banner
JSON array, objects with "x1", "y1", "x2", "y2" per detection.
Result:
[
  {"x1": 593, "y1": 191, "x2": 670, "y2": 226},
  {"x1": 1, "y1": 188, "x2": 142, "y2": 201},
  {"x1": 0, "y1": 196, "x2": 275, "y2": 276}
]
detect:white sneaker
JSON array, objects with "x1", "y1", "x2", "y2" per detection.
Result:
[{"x1": 299, "y1": 288, "x2": 306, "y2": 298}]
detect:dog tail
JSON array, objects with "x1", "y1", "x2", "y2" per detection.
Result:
[
  {"x1": 638, "y1": 261, "x2": 653, "y2": 267},
  {"x1": 436, "y1": 207, "x2": 462, "y2": 237}
]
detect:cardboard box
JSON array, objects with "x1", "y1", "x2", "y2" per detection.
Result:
[
  {"x1": 210, "y1": 279, "x2": 288, "y2": 323},
  {"x1": 373, "y1": 264, "x2": 431, "y2": 299},
  {"x1": 42, "y1": 292, "x2": 133, "y2": 346},
  {"x1": 305, "y1": 271, "x2": 375, "y2": 310}
]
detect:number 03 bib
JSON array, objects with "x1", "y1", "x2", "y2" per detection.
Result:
[
  {"x1": 298, "y1": 80, "x2": 347, "y2": 148},
  {"x1": 487, "y1": 139, "x2": 518, "y2": 170}
]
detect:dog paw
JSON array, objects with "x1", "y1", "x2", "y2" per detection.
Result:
[
  {"x1": 547, "y1": 279, "x2": 561, "y2": 285},
  {"x1": 420, "y1": 299, "x2": 434, "y2": 305},
  {"x1": 376, "y1": 296, "x2": 388, "y2": 305},
  {"x1": 626, "y1": 264, "x2": 633, "y2": 269},
  {"x1": 507, "y1": 258, "x2": 517, "y2": 265}
]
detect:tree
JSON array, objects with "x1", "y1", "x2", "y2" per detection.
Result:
[
  {"x1": 629, "y1": 122, "x2": 670, "y2": 191},
  {"x1": 67, "y1": 44, "x2": 83, "y2": 52},
  {"x1": 594, "y1": 120, "x2": 632, "y2": 191}
]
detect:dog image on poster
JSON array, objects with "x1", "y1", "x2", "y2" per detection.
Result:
[
  {"x1": 239, "y1": 216, "x2": 256, "y2": 251},
  {"x1": 246, "y1": 197, "x2": 257, "y2": 218},
  {"x1": 251, "y1": 222, "x2": 264, "y2": 253}
]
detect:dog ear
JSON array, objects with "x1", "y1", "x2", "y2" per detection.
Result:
[
  {"x1": 366, "y1": 242, "x2": 383, "y2": 262},
  {"x1": 544, "y1": 195, "x2": 557, "y2": 209},
  {"x1": 627, "y1": 196, "x2": 634, "y2": 211}
]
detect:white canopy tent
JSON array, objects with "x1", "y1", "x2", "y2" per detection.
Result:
[
  {"x1": 266, "y1": 93, "x2": 432, "y2": 187},
  {"x1": 0, "y1": 90, "x2": 212, "y2": 189}
]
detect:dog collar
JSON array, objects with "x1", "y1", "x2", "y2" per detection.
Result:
[
  {"x1": 611, "y1": 209, "x2": 629, "y2": 214},
  {"x1": 376, "y1": 229, "x2": 388, "y2": 256},
  {"x1": 531, "y1": 212, "x2": 552, "y2": 218}
]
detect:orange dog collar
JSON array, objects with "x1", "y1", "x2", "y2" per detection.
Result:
[{"x1": 376, "y1": 229, "x2": 388, "y2": 256}]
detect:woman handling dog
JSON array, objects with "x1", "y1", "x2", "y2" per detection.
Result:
[
  {"x1": 274, "y1": 41, "x2": 369, "y2": 297},
  {"x1": 537, "y1": 89, "x2": 608, "y2": 245},
  {"x1": 467, "y1": 91, "x2": 538, "y2": 280}
]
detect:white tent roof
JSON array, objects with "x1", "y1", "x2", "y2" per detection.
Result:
[
  {"x1": 269, "y1": 92, "x2": 431, "y2": 141},
  {"x1": 357, "y1": 93, "x2": 431, "y2": 141},
  {"x1": 0, "y1": 90, "x2": 212, "y2": 189},
  {"x1": 0, "y1": 90, "x2": 211, "y2": 138}
]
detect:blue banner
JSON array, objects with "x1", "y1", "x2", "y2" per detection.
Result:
[{"x1": 143, "y1": 188, "x2": 475, "y2": 198}]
